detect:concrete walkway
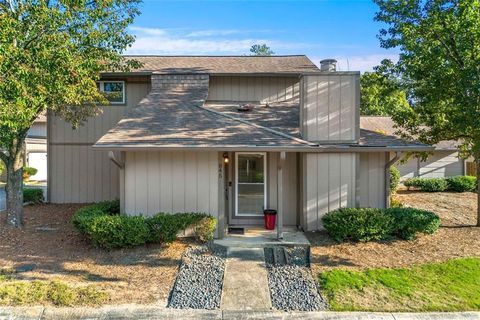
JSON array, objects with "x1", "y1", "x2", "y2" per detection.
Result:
[
  {"x1": 220, "y1": 247, "x2": 272, "y2": 310},
  {"x1": 1, "y1": 307, "x2": 479, "y2": 320}
]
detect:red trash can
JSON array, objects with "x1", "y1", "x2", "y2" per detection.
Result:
[{"x1": 263, "y1": 209, "x2": 277, "y2": 230}]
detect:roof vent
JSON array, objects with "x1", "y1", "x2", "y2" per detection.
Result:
[{"x1": 320, "y1": 59, "x2": 337, "y2": 72}]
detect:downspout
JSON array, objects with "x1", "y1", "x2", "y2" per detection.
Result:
[
  {"x1": 277, "y1": 151, "x2": 286, "y2": 240},
  {"x1": 385, "y1": 151, "x2": 401, "y2": 208}
]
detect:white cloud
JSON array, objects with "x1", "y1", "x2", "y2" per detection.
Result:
[{"x1": 127, "y1": 26, "x2": 308, "y2": 55}]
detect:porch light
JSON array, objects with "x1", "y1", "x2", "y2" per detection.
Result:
[{"x1": 223, "y1": 153, "x2": 229, "y2": 164}]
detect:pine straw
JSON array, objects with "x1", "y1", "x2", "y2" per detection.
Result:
[
  {"x1": 0, "y1": 204, "x2": 190, "y2": 306},
  {"x1": 309, "y1": 190, "x2": 480, "y2": 275}
]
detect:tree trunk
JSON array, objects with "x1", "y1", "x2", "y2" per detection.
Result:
[
  {"x1": 477, "y1": 156, "x2": 480, "y2": 227},
  {"x1": 5, "y1": 152, "x2": 24, "y2": 227}
]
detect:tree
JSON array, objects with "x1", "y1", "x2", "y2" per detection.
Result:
[
  {"x1": 250, "y1": 44, "x2": 274, "y2": 56},
  {"x1": 360, "y1": 63, "x2": 411, "y2": 116},
  {"x1": 0, "y1": 0, "x2": 141, "y2": 227},
  {"x1": 374, "y1": 0, "x2": 480, "y2": 225}
]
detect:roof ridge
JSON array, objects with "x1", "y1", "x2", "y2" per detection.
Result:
[
  {"x1": 123, "y1": 55, "x2": 309, "y2": 58},
  {"x1": 194, "y1": 104, "x2": 317, "y2": 147}
]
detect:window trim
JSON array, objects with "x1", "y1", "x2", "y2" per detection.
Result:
[
  {"x1": 98, "y1": 80, "x2": 125, "y2": 105},
  {"x1": 234, "y1": 152, "x2": 267, "y2": 217}
]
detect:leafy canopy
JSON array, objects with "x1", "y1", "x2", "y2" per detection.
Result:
[
  {"x1": 250, "y1": 44, "x2": 274, "y2": 56},
  {"x1": 360, "y1": 61, "x2": 411, "y2": 116},
  {"x1": 374, "y1": 0, "x2": 480, "y2": 157},
  {"x1": 0, "y1": 0, "x2": 141, "y2": 159}
]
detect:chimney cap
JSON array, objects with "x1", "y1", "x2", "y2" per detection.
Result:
[{"x1": 320, "y1": 59, "x2": 337, "y2": 72}]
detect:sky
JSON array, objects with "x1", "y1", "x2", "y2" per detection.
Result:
[{"x1": 127, "y1": 0, "x2": 400, "y2": 72}]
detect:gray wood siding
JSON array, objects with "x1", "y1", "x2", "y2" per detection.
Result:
[
  {"x1": 300, "y1": 74, "x2": 359, "y2": 142},
  {"x1": 302, "y1": 153, "x2": 357, "y2": 231},
  {"x1": 48, "y1": 80, "x2": 151, "y2": 203},
  {"x1": 124, "y1": 151, "x2": 220, "y2": 219},
  {"x1": 359, "y1": 152, "x2": 387, "y2": 208},
  {"x1": 207, "y1": 76, "x2": 299, "y2": 103},
  {"x1": 397, "y1": 151, "x2": 464, "y2": 180}
]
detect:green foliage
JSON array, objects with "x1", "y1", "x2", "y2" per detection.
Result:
[
  {"x1": 389, "y1": 166, "x2": 400, "y2": 195},
  {"x1": 22, "y1": 167, "x2": 37, "y2": 181},
  {"x1": 194, "y1": 216, "x2": 217, "y2": 242},
  {"x1": 360, "y1": 68, "x2": 411, "y2": 116},
  {"x1": 73, "y1": 200, "x2": 217, "y2": 249},
  {"x1": 318, "y1": 258, "x2": 480, "y2": 311},
  {"x1": 0, "y1": 279, "x2": 107, "y2": 306},
  {"x1": 250, "y1": 44, "x2": 274, "y2": 56},
  {"x1": 446, "y1": 176, "x2": 477, "y2": 192},
  {"x1": 322, "y1": 208, "x2": 395, "y2": 242},
  {"x1": 403, "y1": 177, "x2": 448, "y2": 192},
  {"x1": 0, "y1": 0, "x2": 141, "y2": 222},
  {"x1": 386, "y1": 207, "x2": 440, "y2": 240},
  {"x1": 404, "y1": 176, "x2": 477, "y2": 192},
  {"x1": 23, "y1": 188, "x2": 43, "y2": 204},
  {"x1": 390, "y1": 195, "x2": 403, "y2": 208},
  {"x1": 0, "y1": 160, "x2": 4, "y2": 176},
  {"x1": 322, "y1": 207, "x2": 440, "y2": 242}
]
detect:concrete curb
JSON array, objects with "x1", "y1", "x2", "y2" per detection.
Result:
[{"x1": 1, "y1": 306, "x2": 479, "y2": 320}]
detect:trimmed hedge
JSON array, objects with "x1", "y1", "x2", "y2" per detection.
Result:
[
  {"x1": 389, "y1": 166, "x2": 401, "y2": 195},
  {"x1": 404, "y1": 176, "x2": 477, "y2": 192},
  {"x1": 22, "y1": 166, "x2": 38, "y2": 181},
  {"x1": 322, "y1": 207, "x2": 440, "y2": 242},
  {"x1": 73, "y1": 200, "x2": 217, "y2": 249},
  {"x1": 23, "y1": 188, "x2": 44, "y2": 204}
]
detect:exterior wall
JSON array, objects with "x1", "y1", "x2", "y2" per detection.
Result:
[
  {"x1": 397, "y1": 151, "x2": 464, "y2": 180},
  {"x1": 124, "y1": 151, "x2": 219, "y2": 219},
  {"x1": 359, "y1": 152, "x2": 387, "y2": 208},
  {"x1": 48, "y1": 77, "x2": 151, "y2": 203},
  {"x1": 300, "y1": 74, "x2": 359, "y2": 142},
  {"x1": 28, "y1": 122, "x2": 47, "y2": 138},
  {"x1": 302, "y1": 153, "x2": 357, "y2": 231},
  {"x1": 207, "y1": 76, "x2": 299, "y2": 103}
]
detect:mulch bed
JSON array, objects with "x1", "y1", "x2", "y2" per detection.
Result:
[
  {"x1": 308, "y1": 190, "x2": 480, "y2": 275},
  {"x1": 0, "y1": 204, "x2": 190, "y2": 305}
]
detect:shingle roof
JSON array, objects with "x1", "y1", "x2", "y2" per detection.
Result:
[
  {"x1": 360, "y1": 116, "x2": 458, "y2": 150},
  {"x1": 120, "y1": 55, "x2": 320, "y2": 75}
]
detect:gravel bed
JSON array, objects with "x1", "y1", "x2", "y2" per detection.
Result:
[
  {"x1": 265, "y1": 247, "x2": 328, "y2": 311},
  {"x1": 168, "y1": 244, "x2": 226, "y2": 309}
]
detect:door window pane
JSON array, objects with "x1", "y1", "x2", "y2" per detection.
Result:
[{"x1": 237, "y1": 154, "x2": 265, "y2": 216}]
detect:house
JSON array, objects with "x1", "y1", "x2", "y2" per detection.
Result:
[
  {"x1": 47, "y1": 56, "x2": 432, "y2": 237},
  {"x1": 360, "y1": 116, "x2": 470, "y2": 180},
  {"x1": 0, "y1": 115, "x2": 47, "y2": 183}
]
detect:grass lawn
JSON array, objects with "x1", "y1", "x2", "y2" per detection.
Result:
[{"x1": 319, "y1": 257, "x2": 480, "y2": 312}]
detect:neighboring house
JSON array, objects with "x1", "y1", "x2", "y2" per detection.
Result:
[
  {"x1": 0, "y1": 115, "x2": 47, "y2": 183},
  {"x1": 47, "y1": 56, "x2": 431, "y2": 237},
  {"x1": 360, "y1": 116, "x2": 469, "y2": 180}
]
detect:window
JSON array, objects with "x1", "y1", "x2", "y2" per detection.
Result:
[
  {"x1": 235, "y1": 152, "x2": 267, "y2": 216},
  {"x1": 97, "y1": 81, "x2": 125, "y2": 104}
]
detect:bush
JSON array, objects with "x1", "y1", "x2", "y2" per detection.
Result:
[
  {"x1": 323, "y1": 207, "x2": 440, "y2": 242},
  {"x1": 322, "y1": 208, "x2": 395, "y2": 242},
  {"x1": 403, "y1": 177, "x2": 448, "y2": 192},
  {"x1": 446, "y1": 176, "x2": 477, "y2": 192},
  {"x1": 22, "y1": 166, "x2": 37, "y2": 181},
  {"x1": 23, "y1": 188, "x2": 44, "y2": 203},
  {"x1": 73, "y1": 200, "x2": 217, "y2": 248},
  {"x1": 389, "y1": 166, "x2": 400, "y2": 195}
]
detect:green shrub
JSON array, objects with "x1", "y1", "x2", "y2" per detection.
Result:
[
  {"x1": 88, "y1": 215, "x2": 150, "y2": 249},
  {"x1": 195, "y1": 216, "x2": 217, "y2": 242},
  {"x1": 73, "y1": 200, "x2": 217, "y2": 249},
  {"x1": 389, "y1": 166, "x2": 401, "y2": 195},
  {"x1": 23, "y1": 188, "x2": 44, "y2": 203},
  {"x1": 403, "y1": 177, "x2": 448, "y2": 192},
  {"x1": 323, "y1": 207, "x2": 440, "y2": 243},
  {"x1": 322, "y1": 208, "x2": 395, "y2": 242},
  {"x1": 446, "y1": 176, "x2": 477, "y2": 192},
  {"x1": 22, "y1": 166, "x2": 37, "y2": 180},
  {"x1": 386, "y1": 207, "x2": 441, "y2": 240}
]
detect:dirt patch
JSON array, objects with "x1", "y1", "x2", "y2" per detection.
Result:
[
  {"x1": 309, "y1": 190, "x2": 480, "y2": 275},
  {"x1": 0, "y1": 204, "x2": 190, "y2": 305}
]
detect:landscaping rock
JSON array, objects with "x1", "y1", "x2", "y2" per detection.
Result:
[
  {"x1": 168, "y1": 245, "x2": 226, "y2": 310},
  {"x1": 264, "y1": 247, "x2": 328, "y2": 311}
]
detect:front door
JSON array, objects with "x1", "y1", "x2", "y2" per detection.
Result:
[{"x1": 235, "y1": 152, "x2": 267, "y2": 217}]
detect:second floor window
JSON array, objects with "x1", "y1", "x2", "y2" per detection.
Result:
[{"x1": 97, "y1": 81, "x2": 125, "y2": 104}]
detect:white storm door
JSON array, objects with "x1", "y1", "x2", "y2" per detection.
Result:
[{"x1": 235, "y1": 152, "x2": 267, "y2": 217}]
